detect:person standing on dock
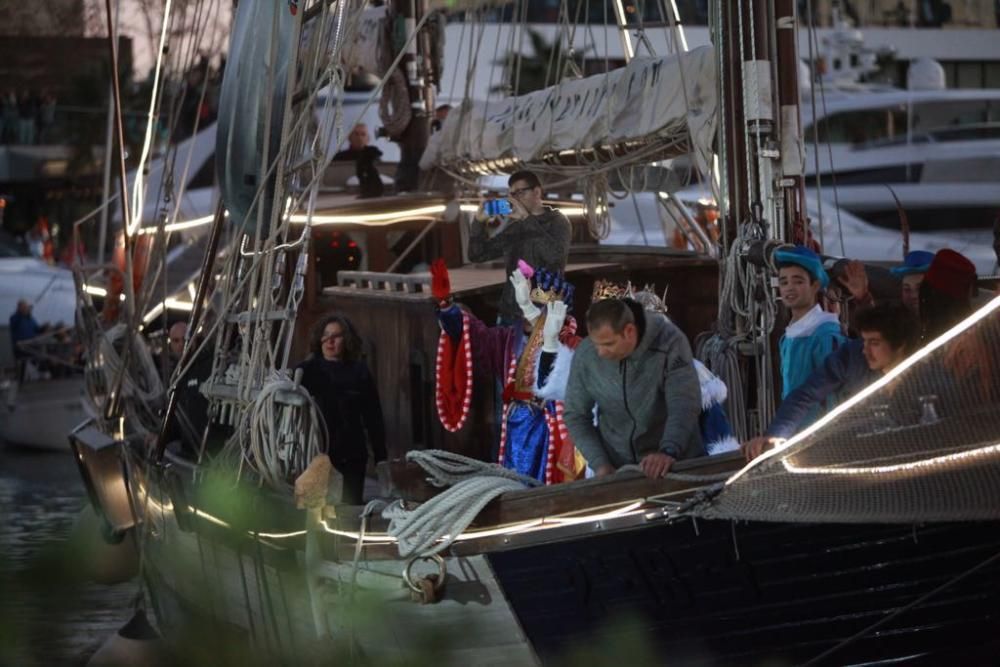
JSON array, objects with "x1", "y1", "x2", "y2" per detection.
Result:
[
  {"x1": 467, "y1": 170, "x2": 571, "y2": 324},
  {"x1": 564, "y1": 297, "x2": 704, "y2": 479},
  {"x1": 297, "y1": 313, "x2": 387, "y2": 505}
]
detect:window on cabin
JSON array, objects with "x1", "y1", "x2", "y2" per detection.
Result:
[
  {"x1": 804, "y1": 106, "x2": 906, "y2": 146},
  {"x1": 910, "y1": 99, "x2": 1000, "y2": 140}
]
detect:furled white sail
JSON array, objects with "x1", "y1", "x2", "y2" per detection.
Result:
[{"x1": 422, "y1": 46, "x2": 717, "y2": 175}]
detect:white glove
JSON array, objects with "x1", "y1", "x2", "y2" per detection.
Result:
[
  {"x1": 510, "y1": 270, "x2": 541, "y2": 323},
  {"x1": 542, "y1": 301, "x2": 567, "y2": 352}
]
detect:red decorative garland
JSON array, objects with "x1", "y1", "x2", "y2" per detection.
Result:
[{"x1": 435, "y1": 310, "x2": 473, "y2": 432}]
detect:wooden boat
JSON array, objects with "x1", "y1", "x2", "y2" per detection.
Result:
[{"x1": 68, "y1": 0, "x2": 1000, "y2": 664}]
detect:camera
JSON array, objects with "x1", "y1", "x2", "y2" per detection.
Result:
[{"x1": 483, "y1": 199, "x2": 512, "y2": 217}]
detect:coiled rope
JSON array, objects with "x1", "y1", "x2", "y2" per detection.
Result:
[
  {"x1": 382, "y1": 450, "x2": 539, "y2": 558},
  {"x1": 240, "y1": 371, "x2": 327, "y2": 491}
]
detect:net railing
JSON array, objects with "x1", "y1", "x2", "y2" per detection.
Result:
[{"x1": 695, "y1": 294, "x2": 1000, "y2": 524}]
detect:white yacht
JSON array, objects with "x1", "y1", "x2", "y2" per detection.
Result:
[{"x1": 801, "y1": 23, "x2": 1000, "y2": 245}]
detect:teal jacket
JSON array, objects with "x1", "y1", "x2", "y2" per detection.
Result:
[{"x1": 779, "y1": 305, "x2": 845, "y2": 425}]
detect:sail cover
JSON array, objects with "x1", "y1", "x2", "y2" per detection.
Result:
[
  {"x1": 695, "y1": 295, "x2": 1000, "y2": 524},
  {"x1": 422, "y1": 46, "x2": 717, "y2": 174}
]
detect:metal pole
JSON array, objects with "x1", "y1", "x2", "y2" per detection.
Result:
[
  {"x1": 97, "y1": 0, "x2": 119, "y2": 266},
  {"x1": 103, "y1": 0, "x2": 134, "y2": 252},
  {"x1": 101, "y1": 0, "x2": 139, "y2": 422},
  {"x1": 775, "y1": 0, "x2": 805, "y2": 240},
  {"x1": 611, "y1": 0, "x2": 635, "y2": 63},
  {"x1": 154, "y1": 201, "x2": 227, "y2": 461}
]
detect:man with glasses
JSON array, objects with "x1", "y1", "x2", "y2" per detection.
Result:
[{"x1": 468, "y1": 170, "x2": 572, "y2": 324}]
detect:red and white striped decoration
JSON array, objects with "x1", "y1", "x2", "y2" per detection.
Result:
[
  {"x1": 435, "y1": 310, "x2": 473, "y2": 432},
  {"x1": 495, "y1": 354, "x2": 519, "y2": 465}
]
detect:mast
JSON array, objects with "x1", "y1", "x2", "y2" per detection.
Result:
[
  {"x1": 395, "y1": 0, "x2": 434, "y2": 192},
  {"x1": 775, "y1": 0, "x2": 806, "y2": 240},
  {"x1": 718, "y1": 0, "x2": 790, "y2": 436}
]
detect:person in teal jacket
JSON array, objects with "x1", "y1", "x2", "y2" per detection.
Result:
[{"x1": 775, "y1": 246, "x2": 846, "y2": 425}]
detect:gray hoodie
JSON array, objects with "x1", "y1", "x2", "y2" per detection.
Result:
[{"x1": 564, "y1": 309, "x2": 704, "y2": 470}]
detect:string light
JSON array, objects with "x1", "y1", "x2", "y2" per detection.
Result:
[
  {"x1": 782, "y1": 443, "x2": 1000, "y2": 477},
  {"x1": 729, "y1": 295, "x2": 1000, "y2": 484}
]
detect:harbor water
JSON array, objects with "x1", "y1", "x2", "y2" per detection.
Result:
[{"x1": 0, "y1": 444, "x2": 136, "y2": 666}]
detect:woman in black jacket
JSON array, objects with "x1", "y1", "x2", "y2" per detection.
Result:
[{"x1": 296, "y1": 313, "x2": 386, "y2": 504}]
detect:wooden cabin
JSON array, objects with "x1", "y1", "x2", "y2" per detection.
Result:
[{"x1": 289, "y1": 195, "x2": 721, "y2": 467}]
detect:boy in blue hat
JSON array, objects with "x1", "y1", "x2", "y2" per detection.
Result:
[
  {"x1": 774, "y1": 245, "x2": 846, "y2": 425},
  {"x1": 837, "y1": 250, "x2": 934, "y2": 314}
]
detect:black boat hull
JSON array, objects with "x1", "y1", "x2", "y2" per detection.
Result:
[{"x1": 487, "y1": 518, "x2": 1000, "y2": 665}]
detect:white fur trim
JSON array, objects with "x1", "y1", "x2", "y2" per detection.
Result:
[
  {"x1": 706, "y1": 436, "x2": 741, "y2": 456},
  {"x1": 784, "y1": 304, "x2": 841, "y2": 339},
  {"x1": 693, "y1": 359, "x2": 728, "y2": 410},
  {"x1": 534, "y1": 343, "x2": 574, "y2": 402}
]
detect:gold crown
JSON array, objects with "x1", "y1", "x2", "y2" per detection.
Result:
[
  {"x1": 591, "y1": 279, "x2": 633, "y2": 303},
  {"x1": 529, "y1": 286, "x2": 563, "y2": 305},
  {"x1": 631, "y1": 283, "x2": 669, "y2": 314}
]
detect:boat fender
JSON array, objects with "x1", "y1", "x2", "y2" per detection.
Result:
[
  {"x1": 86, "y1": 609, "x2": 169, "y2": 667},
  {"x1": 69, "y1": 424, "x2": 137, "y2": 535},
  {"x1": 68, "y1": 504, "x2": 139, "y2": 585}
]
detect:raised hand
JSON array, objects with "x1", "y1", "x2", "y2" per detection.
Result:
[
  {"x1": 508, "y1": 195, "x2": 528, "y2": 221},
  {"x1": 542, "y1": 300, "x2": 567, "y2": 352},
  {"x1": 511, "y1": 269, "x2": 541, "y2": 323},
  {"x1": 837, "y1": 260, "x2": 870, "y2": 302},
  {"x1": 430, "y1": 258, "x2": 451, "y2": 304}
]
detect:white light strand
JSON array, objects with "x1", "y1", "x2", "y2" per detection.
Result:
[
  {"x1": 128, "y1": 0, "x2": 175, "y2": 236},
  {"x1": 729, "y1": 294, "x2": 1000, "y2": 484}
]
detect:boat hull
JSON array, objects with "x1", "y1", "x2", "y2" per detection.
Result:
[
  {"x1": 487, "y1": 517, "x2": 1000, "y2": 665},
  {"x1": 132, "y1": 459, "x2": 540, "y2": 665}
]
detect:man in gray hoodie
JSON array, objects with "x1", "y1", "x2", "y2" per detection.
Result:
[{"x1": 564, "y1": 298, "x2": 704, "y2": 479}]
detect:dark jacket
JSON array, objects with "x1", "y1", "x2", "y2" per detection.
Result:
[
  {"x1": 766, "y1": 339, "x2": 873, "y2": 439},
  {"x1": 467, "y1": 206, "x2": 571, "y2": 322},
  {"x1": 296, "y1": 356, "x2": 386, "y2": 465},
  {"x1": 564, "y1": 306, "x2": 704, "y2": 469},
  {"x1": 163, "y1": 346, "x2": 215, "y2": 457},
  {"x1": 9, "y1": 311, "x2": 40, "y2": 357}
]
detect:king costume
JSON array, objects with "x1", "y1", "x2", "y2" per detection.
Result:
[{"x1": 431, "y1": 259, "x2": 584, "y2": 484}]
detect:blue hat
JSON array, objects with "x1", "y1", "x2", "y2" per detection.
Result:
[
  {"x1": 889, "y1": 250, "x2": 934, "y2": 276},
  {"x1": 773, "y1": 245, "x2": 829, "y2": 289},
  {"x1": 529, "y1": 268, "x2": 575, "y2": 309}
]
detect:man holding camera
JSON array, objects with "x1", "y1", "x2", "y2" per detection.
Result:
[{"x1": 468, "y1": 170, "x2": 572, "y2": 324}]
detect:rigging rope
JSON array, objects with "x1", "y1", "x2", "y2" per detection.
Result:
[{"x1": 239, "y1": 371, "x2": 327, "y2": 491}]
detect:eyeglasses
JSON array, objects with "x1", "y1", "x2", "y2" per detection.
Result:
[
  {"x1": 508, "y1": 186, "x2": 535, "y2": 198},
  {"x1": 321, "y1": 333, "x2": 345, "y2": 342},
  {"x1": 169, "y1": 337, "x2": 184, "y2": 344}
]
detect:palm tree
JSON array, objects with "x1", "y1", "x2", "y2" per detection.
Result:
[{"x1": 492, "y1": 28, "x2": 588, "y2": 96}]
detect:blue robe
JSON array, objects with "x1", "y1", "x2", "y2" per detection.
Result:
[{"x1": 779, "y1": 305, "x2": 845, "y2": 426}]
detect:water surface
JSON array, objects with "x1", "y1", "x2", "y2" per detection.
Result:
[{"x1": 0, "y1": 444, "x2": 136, "y2": 666}]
